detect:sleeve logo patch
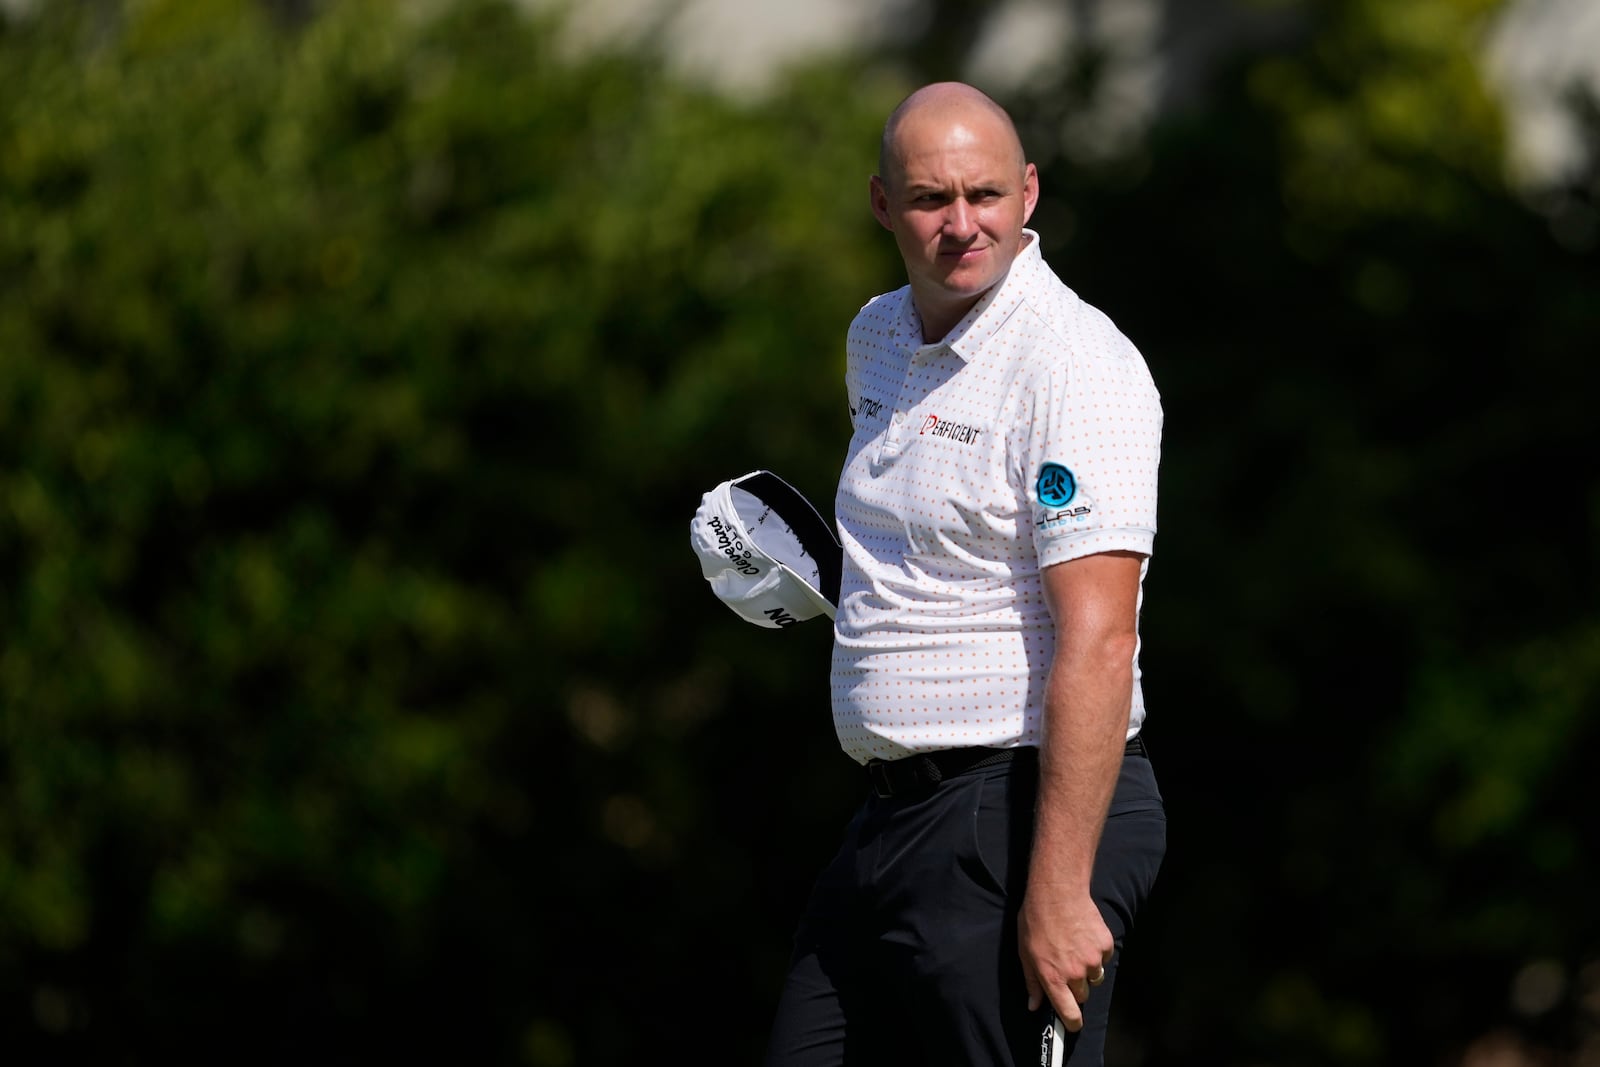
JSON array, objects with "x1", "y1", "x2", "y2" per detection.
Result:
[{"x1": 1035, "y1": 463, "x2": 1076, "y2": 508}]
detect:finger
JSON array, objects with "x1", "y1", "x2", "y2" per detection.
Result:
[
  {"x1": 1056, "y1": 995, "x2": 1085, "y2": 1033},
  {"x1": 1025, "y1": 971, "x2": 1043, "y2": 1013}
]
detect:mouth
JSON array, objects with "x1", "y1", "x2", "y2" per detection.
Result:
[{"x1": 938, "y1": 244, "x2": 987, "y2": 263}]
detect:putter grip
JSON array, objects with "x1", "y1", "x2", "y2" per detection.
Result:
[{"x1": 1040, "y1": 1012, "x2": 1066, "y2": 1067}]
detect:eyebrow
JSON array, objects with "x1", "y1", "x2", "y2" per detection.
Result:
[{"x1": 903, "y1": 182, "x2": 1007, "y2": 196}]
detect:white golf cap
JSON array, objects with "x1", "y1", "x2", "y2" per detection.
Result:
[{"x1": 690, "y1": 470, "x2": 841, "y2": 628}]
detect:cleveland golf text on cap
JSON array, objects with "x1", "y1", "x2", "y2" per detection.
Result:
[{"x1": 690, "y1": 470, "x2": 841, "y2": 629}]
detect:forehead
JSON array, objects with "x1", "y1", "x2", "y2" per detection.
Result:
[{"x1": 887, "y1": 110, "x2": 1024, "y2": 184}]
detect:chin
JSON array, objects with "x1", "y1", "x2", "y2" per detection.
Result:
[{"x1": 941, "y1": 271, "x2": 1000, "y2": 297}]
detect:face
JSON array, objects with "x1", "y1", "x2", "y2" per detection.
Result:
[{"x1": 871, "y1": 109, "x2": 1038, "y2": 337}]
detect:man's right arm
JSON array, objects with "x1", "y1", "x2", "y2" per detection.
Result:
[{"x1": 1017, "y1": 549, "x2": 1144, "y2": 1030}]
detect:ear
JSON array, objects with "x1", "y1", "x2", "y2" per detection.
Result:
[
  {"x1": 869, "y1": 175, "x2": 894, "y2": 231},
  {"x1": 1021, "y1": 163, "x2": 1040, "y2": 226}
]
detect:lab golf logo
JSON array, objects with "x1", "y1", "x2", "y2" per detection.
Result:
[{"x1": 1035, "y1": 462, "x2": 1076, "y2": 508}]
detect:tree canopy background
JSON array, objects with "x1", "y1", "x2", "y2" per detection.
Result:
[{"x1": 1, "y1": 0, "x2": 1596, "y2": 1064}]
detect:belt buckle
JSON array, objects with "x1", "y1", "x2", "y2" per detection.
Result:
[{"x1": 867, "y1": 761, "x2": 894, "y2": 798}]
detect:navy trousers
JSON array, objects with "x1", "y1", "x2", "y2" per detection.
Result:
[{"x1": 764, "y1": 746, "x2": 1165, "y2": 1067}]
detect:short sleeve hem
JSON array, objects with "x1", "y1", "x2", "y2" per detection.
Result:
[{"x1": 1037, "y1": 528, "x2": 1154, "y2": 569}]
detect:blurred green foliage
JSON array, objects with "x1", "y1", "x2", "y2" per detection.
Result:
[
  {"x1": 0, "y1": 0, "x2": 1596, "y2": 1064},
  {"x1": 2, "y1": 0, "x2": 898, "y2": 1059}
]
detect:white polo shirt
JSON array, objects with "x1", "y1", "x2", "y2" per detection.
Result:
[{"x1": 829, "y1": 231, "x2": 1162, "y2": 765}]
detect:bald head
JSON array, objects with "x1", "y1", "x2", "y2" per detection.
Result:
[{"x1": 877, "y1": 82, "x2": 1026, "y2": 192}]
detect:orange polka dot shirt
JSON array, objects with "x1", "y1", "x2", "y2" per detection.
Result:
[{"x1": 830, "y1": 232, "x2": 1163, "y2": 765}]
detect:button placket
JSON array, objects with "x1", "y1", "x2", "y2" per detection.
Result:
[{"x1": 880, "y1": 342, "x2": 941, "y2": 461}]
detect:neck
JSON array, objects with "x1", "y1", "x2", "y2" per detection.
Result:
[{"x1": 914, "y1": 294, "x2": 980, "y2": 344}]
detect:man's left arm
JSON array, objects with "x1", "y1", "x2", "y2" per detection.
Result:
[{"x1": 1017, "y1": 548, "x2": 1145, "y2": 1032}]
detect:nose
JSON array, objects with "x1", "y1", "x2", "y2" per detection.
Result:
[{"x1": 943, "y1": 198, "x2": 977, "y2": 239}]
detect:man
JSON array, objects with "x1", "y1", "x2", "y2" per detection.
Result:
[{"x1": 763, "y1": 82, "x2": 1166, "y2": 1066}]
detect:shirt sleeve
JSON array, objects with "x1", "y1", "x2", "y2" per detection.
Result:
[{"x1": 1021, "y1": 328, "x2": 1163, "y2": 569}]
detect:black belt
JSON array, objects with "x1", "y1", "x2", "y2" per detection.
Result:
[{"x1": 866, "y1": 734, "x2": 1147, "y2": 799}]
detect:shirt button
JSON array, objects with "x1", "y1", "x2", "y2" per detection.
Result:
[{"x1": 892, "y1": 412, "x2": 904, "y2": 425}]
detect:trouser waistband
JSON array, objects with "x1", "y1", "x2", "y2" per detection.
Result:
[{"x1": 866, "y1": 734, "x2": 1148, "y2": 799}]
